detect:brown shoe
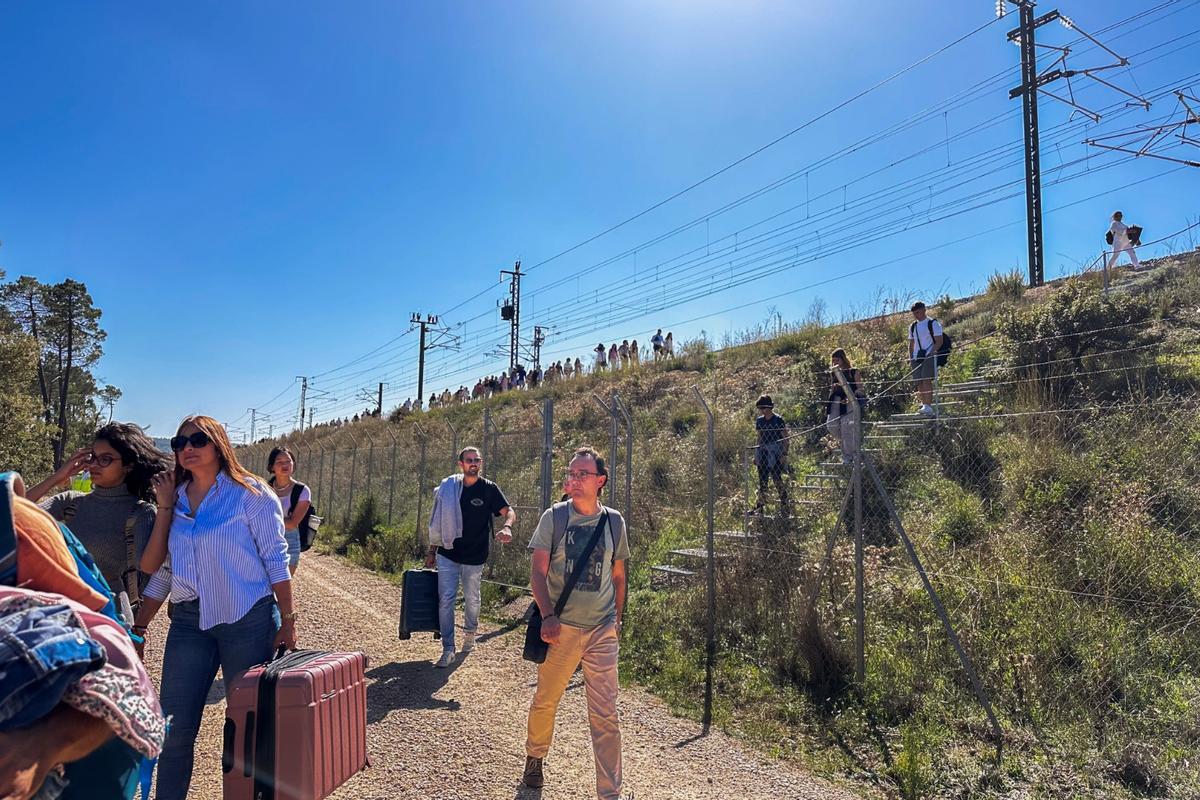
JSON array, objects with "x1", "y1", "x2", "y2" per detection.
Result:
[{"x1": 522, "y1": 756, "x2": 544, "y2": 788}]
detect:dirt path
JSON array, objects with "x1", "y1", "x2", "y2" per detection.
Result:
[{"x1": 144, "y1": 552, "x2": 862, "y2": 799}]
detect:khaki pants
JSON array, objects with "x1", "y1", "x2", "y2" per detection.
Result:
[{"x1": 526, "y1": 622, "x2": 622, "y2": 799}]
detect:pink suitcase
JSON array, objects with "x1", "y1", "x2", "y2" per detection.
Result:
[{"x1": 223, "y1": 650, "x2": 369, "y2": 800}]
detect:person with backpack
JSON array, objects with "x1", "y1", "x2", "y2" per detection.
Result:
[
  {"x1": 267, "y1": 447, "x2": 312, "y2": 576},
  {"x1": 826, "y1": 349, "x2": 867, "y2": 464},
  {"x1": 523, "y1": 446, "x2": 629, "y2": 799},
  {"x1": 909, "y1": 301, "x2": 946, "y2": 417},
  {"x1": 133, "y1": 415, "x2": 297, "y2": 800},
  {"x1": 1105, "y1": 210, "x2": 1142, "y2": 270},
  {"x1": 651, "y1": 329, "x2": 665, "y2": 361},
  {"x1": 25, "y1": 422, "x2": 169, "y2": 610}
]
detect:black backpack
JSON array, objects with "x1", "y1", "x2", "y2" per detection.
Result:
[
  {"x1": 912, "y1": 319, "x2": 953, "y2": 367},
  {"x1": 288, "y1": 482, "x2": 321, "y2": 552}
]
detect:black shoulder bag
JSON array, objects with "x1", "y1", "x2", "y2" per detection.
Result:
[{"x1": 523, "y1": 509, "x2": 609, "y2": 664}]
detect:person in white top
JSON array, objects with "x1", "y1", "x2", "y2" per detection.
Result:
[
  {"x1": 1106, "y1": 210, "x2": 1141, "y2": 270},
  {"x1": 908, "y1": 301, "x2": 944, "y2": 417}
]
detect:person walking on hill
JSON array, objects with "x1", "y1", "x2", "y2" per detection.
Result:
[
  {"x1": 524, "y1": 446, "x2": 629, "y2": 800},
  {"x1": 574, "y1": 357, "x2": 584, "y2": 377},
  {"x1": 751, "y1": 395, "x2": 789, "y2": 515},
  {"x1": 909, "y1": 301, "x2": 943, "y2": 417},
  {"x1": 426, "y1": 447, "x2": 515, "y2": 668},
  {"x1": 26, "y1": 422, "x2": 168, "y2": 604},
  {"x1": 135, "y1": 416, "x2": 297, "y2": 800},
  {"x1": 826, "y1": 349, "x2": 867, "y2": 465},
  {"x1": 594, "y1": 343, "x2": 608, "y2": 371},
  {"x1": 629, "y1": 339, "x2": 639, "y2": 366},
  {"x1": 607, "y1": 343, "x2": 618, "y2": 369},
  {"x1": 1106, "y1": 210, "x2": 1142, "y2": 270},
  {"x1": 664, "y1": 332, "x2": 674, "y2": 358},
  {"x1": 267, "y1": 446, "x2": 311, "y2": 576},
  {"x1": 618, "y1": 340, "x2": 629, "y2": 369},
  {"x1": 651, "y1": 329, "x2": 665, "y2": 361}
]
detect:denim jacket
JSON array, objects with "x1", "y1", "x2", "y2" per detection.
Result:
[{"x1": 0, "y1": 601, "x2": 105, "y2": 730}]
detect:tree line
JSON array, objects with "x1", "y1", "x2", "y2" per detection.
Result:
[{"x1": 0, "y1": 271, "x2": 117, "y2": 475}]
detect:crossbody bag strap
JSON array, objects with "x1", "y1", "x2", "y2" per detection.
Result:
[
  {"x1": 122, "y1": 513, "x2": 140, "y2": 604},
  {"x1": 552, "y1": 509, "x2": 609, "y2": 618}
]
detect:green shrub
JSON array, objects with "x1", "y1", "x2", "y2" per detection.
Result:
[
  {"x1": 671, "y1": 409, "x2": 699, "y2": 436},
  {"x1": 892, "y1": 721, "x2": 937, "y2": 800},
  {"x1": 986, "y1": 269, "x2": 1026, "y2": 303},
  {"x1": 931, "y1": 485, "x2": 986, "y2": 547},
  {"x1": 339, "y1": 494, "x2": 383, "y2": 553}
]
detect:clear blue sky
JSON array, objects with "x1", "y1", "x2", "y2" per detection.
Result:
[{"x1": 2, "y1": 0, "x2": 1197, "y2": 438}]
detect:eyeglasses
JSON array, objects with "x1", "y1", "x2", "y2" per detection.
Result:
[
  {"x1": 462, "y1": 457, "x2": 482, "y2": 464},
  {"x1": 564, "y1": 470, "x2": 600, "y2": 482},
  {"x1": 170, "y1": 431, "x2": 211, "y2": 451},
  {"x1": 85, "y1": 452, "x2": 118, "y2": 468}
]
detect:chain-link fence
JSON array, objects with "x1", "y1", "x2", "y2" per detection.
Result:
[{"x1": 234, "y1": 265, "x2": 1200, "y2": 796}]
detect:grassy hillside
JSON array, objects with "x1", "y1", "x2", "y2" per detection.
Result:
[{"x1": 255, "y1": 252, "x2": 1200, "y2": 798}]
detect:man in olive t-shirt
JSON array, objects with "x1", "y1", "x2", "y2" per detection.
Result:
[{"x1": 523, "y1": 446, "x2": 629, "y2": 800}]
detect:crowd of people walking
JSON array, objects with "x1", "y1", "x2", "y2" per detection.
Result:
[{"x1": 394, "y1": 329, "x2": 676, "y2": 414}]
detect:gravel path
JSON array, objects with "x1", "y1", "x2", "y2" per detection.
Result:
[{"x1": 144, "y1": 552, "x2": 862, "y2": 799}]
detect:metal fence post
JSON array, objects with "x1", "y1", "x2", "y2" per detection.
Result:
[
  {"x1": 690, "y1": 387, "x2": 716, "y2": 733},
  {"x1": 446, "y1": 420, "x2": 459, "y2": 463},
  {"x1": 834, "y1": 366, "x2": 866, "y2": 682},
  {"x1": 364, "y1": 433, "x2": 376, "y2": 507},
  {"x1": 315, "y1": 444, "x2": 326, "y2": 513},
  {"x1": 481, "y1": 409, "x2": 491, "y2": 468},
  {"x1": 865, "y1": 460, "x2": 1004, "y2": 763},
  {"x1": 614, "y1": 392, "x2": 633, "y2": 519},
  {"x1": 344, "y1": 431, "x2": 359, "y2": 526},
  {"x1": 592, "y1": 393, "x2": 619, "y2": 507},
  {"x1": 386, "y1": 429, "x2": 398, "y2": 525},
  {"x1": 414, "y1": 422, "x2": 427, "y2": 546},
  {"x1": 541, "y1": 398, "x2": 554, "y2": 512},
  {"x1": 328, "y1": 446, "x2": 338, "y2": 522},
  {"x1": 609, "y1": 391, "x2": 620, "y2": 507}
]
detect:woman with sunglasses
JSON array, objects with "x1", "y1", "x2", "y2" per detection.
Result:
[
  {"x1": 25, "y1": 422, "x2": 169, "y2": 598},
  {"x1": 133, "y1": 416, "x2": 297, "y2": 800}
]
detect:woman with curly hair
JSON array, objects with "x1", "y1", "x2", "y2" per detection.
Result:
[{"x1": 26, "y1": 422, "x2": 169, "y2": 600}]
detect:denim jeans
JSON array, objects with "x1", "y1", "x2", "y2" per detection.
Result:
[
  {"x1": 435, "y1": 554, "x2": 483, "y2": 652},
  {"x1": 284, "y1": 529, "x2": 301, "y2": 568},
  {"x1": 155, "y1": 596, "x2": 279, "y2": 800},
  {"x1": 0, "y1": 603, "x2": 105, "y2": 730}
]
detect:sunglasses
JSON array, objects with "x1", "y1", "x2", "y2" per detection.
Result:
[
  {"x1": 170, "y1": 431, "x2": 211, "y2": 451},
  {"x1": 462, "y1": 457, "x2": 483, "y2": 464},
  {"x1": 85, "y1": 452, "x2": 118, "y2": 468}
]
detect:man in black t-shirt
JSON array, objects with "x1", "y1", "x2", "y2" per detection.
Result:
[{"x1": 426, "y1": 447, "x2": 515, "y2": 667}]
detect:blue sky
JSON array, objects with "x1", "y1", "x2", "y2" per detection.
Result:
[{"x1": 2, "y1": 0, "x2": 1198, "y2": 438}]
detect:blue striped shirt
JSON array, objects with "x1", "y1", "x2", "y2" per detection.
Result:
[{"x1": 144, "y1": 472, "x2": 290, "y2": 630}]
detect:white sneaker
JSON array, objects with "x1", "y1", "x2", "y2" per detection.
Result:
[
  {"x1": 461, "y1": 632, "x2": 476, "y2": 654},
  {"x1": 434, "y1": 649, "x2": 456, "y2": 669},
  {"x1": 919, "y1": 404, "x2": 936, "y2": 417}
]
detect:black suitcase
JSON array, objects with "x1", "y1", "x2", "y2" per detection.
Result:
[{"x1": 398, "y1": 568, "x2": 441, "y2": 640}]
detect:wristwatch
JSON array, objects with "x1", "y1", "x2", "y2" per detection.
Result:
[{"x1": 281, "y1": 611, "x2": 300, "y2": 622}]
